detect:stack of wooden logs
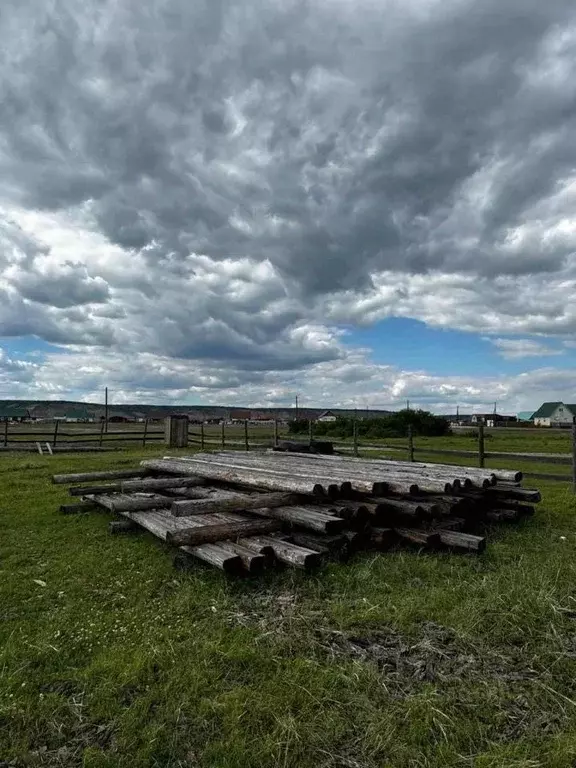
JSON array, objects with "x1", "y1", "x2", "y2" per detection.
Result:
[{"x1": 53, "y1": 452, "x2": 540, "y2": 576}]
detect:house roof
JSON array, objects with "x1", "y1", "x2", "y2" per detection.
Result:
[
  {"x1": 531, "y1": 402, "x2": 572, "y2": 419},
  {"x1": 318, "y1": 410, "x2": 336, "y2": 418}
]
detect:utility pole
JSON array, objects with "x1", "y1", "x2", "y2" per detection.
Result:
[
  {"x1": 456, "y1": 404, "x2": 459, "y2": 419},
  {"x1": 295, "y1": 394, "x2": 299, "y2": 421},
  {"x1": 406, "y1": 399, "x2": 410, "y2": 411},
  {"x1": 494, "y1": 401, "x2": 497, "y2": 415},
  {"x1": 104, "y1": 387, "x2": 108, "y2": 433}
]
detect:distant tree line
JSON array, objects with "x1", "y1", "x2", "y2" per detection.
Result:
[{"x1": 288, "y1": 409, "x2": 450, "y2": 439}]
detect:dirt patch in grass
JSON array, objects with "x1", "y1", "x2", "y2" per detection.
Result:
[
  {"x1": 227, "y1": 593, "x2": 539, "y2": 689},
  {"x1": 316, "y1": 621, "x2": 538, "y2": 688}
]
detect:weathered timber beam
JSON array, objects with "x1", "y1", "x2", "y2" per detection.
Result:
[
  {"x1": 87, "y1": 494, "x2": 173, "y2": 513},
  {"x1": 170, "y1": 491, "x2": 299, "y2": 517},
  {"x1": 214, "y1": 541, "x2": 267, "y2": 574},
  {"x1": 485, "y1": 486, "x2": 541, "y2": 503},
  {"x1": 429, "y1": 517, "x2": 467, "y2": 531},
  {"x1": 369, "y1": 527, "x2": 397, "y2": 550},
  {"x1": 166, "y1": 518, "x2": 282, "y2": 547},
  {"x1": 393, "y1": 528, "x2": 441, "y2": 547},
  {"x1": 371, "y1": 497, "x2": 431, "y2": 518},
  {"x1": 288, "y1": 531, "x2": 352, "y2": 560},
  {"x1": 490, "y1": 501, "x2": 535, "y2": 516},
  {"x1": 160, "y1": 454, "x2": 386, "y2": 496},
  {"x1": 52, "y1": 468, "x2": 149, "y2": 485},
  {"x1": 69, "y1": 475, "x2": 207, "y2": 497},
  {"x1": 141, "y1": 458, "x2": 332, "y2": 496},
  {"x1": 241, "y1": 536, "x2": 322, "y2": 569},
  {"x1": 485, "y1": 509, "x2": 521, "y2": 523},
  {"x1": 238, "y1": 451, "x2": 505, "y2": 485},
  {"x1": 249, "y1": 505, "x2": 345, "y2": 534},
  {"x1": 436, "y1": 530, "x2": 486, "y2": 553},
  {"x1": 176, "y1": 545, "x2": 244, "y2": 575},
  {"x1": 212, "y1": 451, "x2": 468, "y2": 492}
]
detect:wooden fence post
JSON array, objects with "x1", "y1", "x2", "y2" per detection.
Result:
[
  {"x1": 244, "y1": 419, "x2": 249, "y2": 452},
  {"x1": 221, "y1": 421, "x2": 225, "y2": 449},
  {"x1": 4, "y1": 419, "x2": 8, "y2": 448},
  {"x1": 99, "y1": 419, "x2": 105, "y2": 447},
  {"x1": 407, "y1": 425, "x2": 414, "y2": 462},
  {"x1": 478, "y1": 421, "x2": 485, "y2": 468},
  {"x1": 200, "y1": 422, "x2": 205, "y2": 450},
  {"x1": 274, "y1": 419, "x2": 279, "y2": 448},
  {"x1": 53, "y1": 420, "x2": 59, "y2": 447},
  {"x1": 353, "y1": 413, "x2": 359, "y2": 457},
  {"x1": 308, "y1": 418, "x2": 313, "y2": 447},
  {"x1": 142, "y1": 419, "x2": 148, "y2": 447},
  {"x1": 572, "y1": 418, "x2": 576, "y2": 495}
]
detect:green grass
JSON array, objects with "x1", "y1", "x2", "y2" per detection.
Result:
[{"x1": 3, "y1": 446, "x2": 576, "y2": 766}]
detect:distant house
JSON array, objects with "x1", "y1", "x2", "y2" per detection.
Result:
[
  {"x1": 471, "y1": 413, "x2": 517, "y2": 428},
  {"x1": 230, "y1": 409, "x2": 251, "y2": 422},
  {"x1": 63, "y1": 407, "x2": 94, "y2": 423},
  {"x1": 532, "y1": 402, "x2": 576, "y2": 427},
  {"x1": 517, "y1": 411, "x2": 535, "y2": 422},
  {"x1": 317, "y1": 410, "x2": 337, "y2": 423}
]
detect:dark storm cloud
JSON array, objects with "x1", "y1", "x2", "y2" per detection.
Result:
[{"x1": 1, "y1": 0, "x2": 576, "y2": 374}]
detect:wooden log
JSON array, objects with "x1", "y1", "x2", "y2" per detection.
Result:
[
  {"x1": 171, "y1": 453, "x2": 474, "y2": 496},
  {"x1": 59, "y1": 501, "x2": 99, "y2": 515},
  {"x1": 208, "y1": 452, "x2": 442, "y2": 494},
  {"x1": 170, "y1": 491, "x2": 299, "y2": 517},
  {"x1": 176, "y1": 544, "x2": 244, "y2": 575},
  {"x1": 371, "y1": 497, "x2": 432, "y2": 519},
  {"x1": 485, "y1": 509, "x2": 521, "y2": 523},
  {"x1": 53, "y1": 469, "x2": 149, "y2": 485},
  {"x1": 250, "y1": 451, "x2": 503, "y2": 486},
  {"x1": 163, "y1": 454, "x2": 395, "y2": 496},
  {"x1": 236, "y1": 537, "x2": 276, "y2": 559},
  {"x1": 341, "y1": 529, "x2": 366, "y2": 550},
  {"x1": 242, "y1": 536, "x2": 322, "y2": 569},
  {"x1": 493, "y1": 501, "x2": 535, "y2": 516},
  {"x1": 430, "y1": 517, "x2": 467, "y2": 531},
  {"x1": 87, "y1": 494, "x2": 173, "y2": 512},
  {"x1": 317, "y1": 503, "x2": 370, "y2": 530},
  {"x1": 369, "y1": 527, "x2": 397, "y2": 550},
  {"x1": 249, "y1": 505, "x2": 345, "y2": 534},
  {"x1": 214, "y1": 541, "x2": 266, "y2": 574},
  {"x1": 119, "y1": 509, "x2": 176, "y2": 539},
  {"x1": 288, "y1": 531, "x2": 352, "y2": 559},
  {"x1": 485, "y1": 486, "x2": 541, "y2": 503},
  {"x1": 108, "y1": 519, "x2": 139, "y2": 535},
  {"x1": 166, "y1": 518, "x2": 282, "y2": 547},
  {"x1": 156, "y1": 486, "x2": 214, "y2": 499},
  {"x1": 69, "y1": 475, "x2": 207, "y2": 497},
  {"x1": 436, "y1": 530, "x2": 486, "y2": 553},
  {"x1": 393, "y1": 528, "x2": 441, "y2": 547},
  {"x1": 142, "y1": 458, "x2": 330, "y2": 496}
]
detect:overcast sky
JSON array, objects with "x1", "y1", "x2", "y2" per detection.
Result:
[{"x1": 1, "y1": 0, "x2": 576, "y2": 413}]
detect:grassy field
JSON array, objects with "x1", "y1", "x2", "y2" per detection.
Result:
[{"x1": 3, "y1": 441, "x2": 576, "y2": 766}]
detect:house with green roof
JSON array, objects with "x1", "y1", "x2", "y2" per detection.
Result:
[{"x1": 531, "y1": 402, "x2": 576, "y2": 427}]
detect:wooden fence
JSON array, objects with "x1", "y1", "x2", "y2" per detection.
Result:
[
  {"x1": 3, "y1": 418, "x2": 576, "y2": 490},
  {"x1": 0, "y1": 420, "x2": 165, "y2": 449}
]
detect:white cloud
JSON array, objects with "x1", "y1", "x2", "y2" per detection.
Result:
[
  {"x1": 0, "y1": 341, "x2": 575, "y2": 416},
  {"x1": 487, "y1": 338, "x2": 563, "y2": 359}
]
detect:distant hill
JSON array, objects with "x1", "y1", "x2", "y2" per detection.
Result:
[{"x1": 0, "y1": 400, "x2": 394, "y2": 422}]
